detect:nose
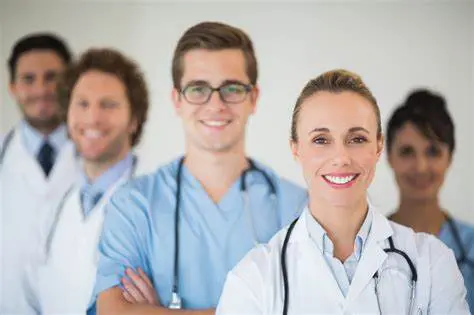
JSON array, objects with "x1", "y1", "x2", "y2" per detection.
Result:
[
  {"x1": 414, "y1": 155, "x2": 429, "y2": 173},
  {"x1": 83, "y1": 103, "x2": 104, "y2": 124},
  {"x1": 205, "y1": 91, "x2": 227, "y2": 112},
  {"x1": 31, "y1": 77, "x2": 50, "y2": 95},
  {"x1": 331, "y1": 143, "x2": 352, "y2": 168}
]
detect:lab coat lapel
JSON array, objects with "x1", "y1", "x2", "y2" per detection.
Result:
[
  {"x1": 346, "y1": 211, "x2": 393, "y2": 303},
  {"x1": 48, "y1": 142, "x2": 78, "y2": 189},
  {"x1": 7, "y1": 128, "x2": 78, "y2": 197},
  {"x1": 291, "y1": 212, "x2": 346, "y2": 305},
  {"x1": 8, "y1": 128, "x2": 48, "y2": 195}
]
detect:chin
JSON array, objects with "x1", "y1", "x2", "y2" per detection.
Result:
[{"x1": 320, "y1": 191, "x2": 366, "y2": 208}]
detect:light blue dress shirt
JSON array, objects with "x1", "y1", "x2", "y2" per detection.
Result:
[
  {"x1": 439, "y1": 218, "x2": 474, "y2": 313},
  {"x1": 20, "y1": 120, "x2": 68, "y2": 159},
  {"x1": 79, "y1": 153, "x2": 135, "y2": 217},
  {"x1": 305, "y1": 208, "x2": 372, "y2": 297},
  {"x1": 90, "y1": 157, "x2": 308, "y2": 312}
]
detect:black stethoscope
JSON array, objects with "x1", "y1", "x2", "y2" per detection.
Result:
[
  {"x1": 445, "y1": 215, "x2": 474, "y2": 269},
  {"x1": 168, "y1": 156, "x2": 278, "y2": 309},
  {"x1": 280, "y1": 215, "x2": 418, "y2": 315},
  {"x1": 0, "y1": 129, "x2": 16, "y2": 170}
]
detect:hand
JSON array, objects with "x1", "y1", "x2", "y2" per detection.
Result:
[{"x1": 121, "y1": 267, "x2": 160, "y2": 306}]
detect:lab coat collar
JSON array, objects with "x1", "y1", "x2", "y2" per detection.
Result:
[
  {"x1": 288, "y1": 202, "x2": 392, "y2": 244},
  {"x1": 288, "y1": 201, "x2": 393, "y2": 303}
]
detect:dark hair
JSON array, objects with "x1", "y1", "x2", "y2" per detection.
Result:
[
  {"x1": 386, "y1": 89, "x2": 455, "y2": 155},
  {"x1": 172, "y1": 21, "x2": 258, "y2": 89},
  {"x1": 8, "y1": 33, "x2": 72, "y2": 82},
  {"x1": 290, "y1": 69, "x2": 381, "y2": 142},
  {"x1": 58, "y1": 48, "x2": 149, "y2": 147}
]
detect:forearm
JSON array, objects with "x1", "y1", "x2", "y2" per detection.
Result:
[
  {"x1": 116, "y1": 306, "x2": 214, "y2": 315},
  {"x1": 98, "y1": 288, "x2": 214, "y2": 315}
]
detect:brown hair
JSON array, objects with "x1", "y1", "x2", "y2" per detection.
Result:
[
  {"x1": 58, "y1": 48, "x2": 149, "y2": 146},
  {"x1": 290, "y1": 69, "x2": 381, "y2": 142},
  {"x1": 172, "y1": 21, "x2": 258, "y2": 89}
]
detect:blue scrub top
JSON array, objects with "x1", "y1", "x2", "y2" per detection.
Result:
[
  {"x1": 92, "y1": 157, "x2": 307, "y2": 310},
  {"x1": 439, "y1": 218, "x2": 474, "y2": 313}
]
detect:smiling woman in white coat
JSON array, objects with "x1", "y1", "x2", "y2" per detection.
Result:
[
  {"x1": 216, "y1": 69, "x2": 470, "y2": 315},
  {"x1": 25, "y1": 48, "x2": 150, "y2": 315}
]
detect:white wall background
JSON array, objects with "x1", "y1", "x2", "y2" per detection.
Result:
[{"x1": 1, "y1": 0, "x2": 473, "y2": 223}]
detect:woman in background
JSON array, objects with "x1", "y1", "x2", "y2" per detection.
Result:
[{"x1": 387, "y1": 89, "x2": 473, "y2": 312}]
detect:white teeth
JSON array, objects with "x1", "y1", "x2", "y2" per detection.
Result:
[
  {"x1": 84, "y1": 130, "x2": 103, "y2": 139},
  {"x1": 202, "y1": 120, "x2": 229, "y2": 127},
  {"x1": 324, "y1": 175, "x2": 356, "y2": 184}
]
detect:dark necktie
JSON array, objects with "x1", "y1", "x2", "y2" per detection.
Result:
[{"x1": 37, "y1": 141, "x2": 55, "y2": 177}]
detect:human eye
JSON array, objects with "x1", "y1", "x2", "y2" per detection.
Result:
[{"x1": 312, "y1": 136, "x2": 329, "y2": 145}]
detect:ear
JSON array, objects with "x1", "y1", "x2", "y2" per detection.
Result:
[
  {"x1": 290, "y1": 139, "x2": 300, "y2": 163},
  {"x1": 9, "y1": 81, "x2": 17, "y2": 97},
  {"x1": 249, "y1": 85, "x2": 260, "y2": 114},
  {"x1": 129, "y1": 116, "x2": 138, "y2": 134},
  {"x1": 376, "y1": 135, "x2": 384, "y2": 161},
  {"x1": 172, "y1": 88, "x2": 181, "y2": 114}
]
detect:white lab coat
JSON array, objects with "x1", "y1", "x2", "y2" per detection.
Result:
[
  {"x1": 0, "y1": 127, "x2": 79, "y2": 314},
  {"x1": 30, "y1": 157, "x2": 147, "y2": 315},
  {"x1": 217, "y1": 207, "x2": 470, "y2": 315}
]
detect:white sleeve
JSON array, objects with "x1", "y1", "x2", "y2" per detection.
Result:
[
  {"x1": 216, "y1": 248, "x2": 267, "y2": 315},
  {"x1": 425, "y1": 235, "x2": 470, "y2": 314}
]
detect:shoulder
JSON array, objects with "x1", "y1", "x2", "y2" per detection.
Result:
[
  {"x1": 388, "y1": 220, "x2": 456, "y2": 265},
  {"x1": 107, "y1": 158, "x2": 181, "y2": 215},
  {"x1": 234, "y1": 221, "x2": 293, "y2": 274},
  {"x1": 0, "y1": 128, "x2": 16, "y2": 150},
  {"x1": 120, "y1": 158, "x2": 180, "y2": 196},
  {"x1": 447, "y1": 217, "x2": 474, "y2": 256}
]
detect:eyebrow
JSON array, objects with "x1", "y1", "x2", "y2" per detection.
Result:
[
  {"x1": 308, "y1": 126, "x2": 370, "y2": 135},
  {"x1": 348, "y1": 127, "x2": 370, "y2": 134},
  {"x1": 308, "y1": 127, "x2": 330, "y2": 135},
  {"x1": 183, "y1": 79, "x2": 249, "y2": 87}
]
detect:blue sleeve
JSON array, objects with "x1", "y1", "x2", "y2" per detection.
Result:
[
  {"x1": 276, "y1": 178, "x2": 308, "y2": 225},
  {"x1": 91, "y1": 184, "x2": 151, "y2": 303}
]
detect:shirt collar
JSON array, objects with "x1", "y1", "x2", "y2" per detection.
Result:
[
  {"x1": 177, "y1": 157, "x2": 272, "y2": 189},
  {"x1": 79, "y1": 152, "x2": 135, "y2": 196},
  {"x1": 20, "y1": 120, "x2": 68, "y2": 156},
  {"x1": 305, "y1": 206, "x2": 373, "y2": 260}
]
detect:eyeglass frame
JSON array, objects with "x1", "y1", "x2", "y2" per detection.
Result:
[{"x1": 178, "y1": 80, "x2": 254, "y2": 105}]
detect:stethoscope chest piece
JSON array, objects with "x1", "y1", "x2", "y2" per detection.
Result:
[{"x1": 169, "y1": 291, "x2": 182, "y2": 309}]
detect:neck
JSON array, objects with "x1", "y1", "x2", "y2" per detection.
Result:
[
  {"x1": 309, "y1": 194, "x2": 368, "y2": 261},
  {"x1": 184, "y1": 144, "x2": 248, "y2": 203},
  {"x1": 83, "y1": 148, "x2": 131, "y2": 182},
  {"x1": 390, "y1": 197, "x2": 446, "y2": 234}
]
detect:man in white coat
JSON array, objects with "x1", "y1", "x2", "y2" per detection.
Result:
[
  {"x1": 0, "y1": 33, "x2": 77, "y2": 314},
  {"x1": 27, "y1": 48, "x2": 151, "y2": 314}
]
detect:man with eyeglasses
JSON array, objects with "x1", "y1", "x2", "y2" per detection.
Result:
[{"x1": 93, "y1": 21, "x2": 307, "y2": 315}]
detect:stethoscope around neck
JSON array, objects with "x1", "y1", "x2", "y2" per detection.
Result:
[
  {"x1": 280, "y1": 215, "x2": 419, "y2": 315},
  {"x1": 168, "y1": 156, "x2": 278, "y2": 309}
]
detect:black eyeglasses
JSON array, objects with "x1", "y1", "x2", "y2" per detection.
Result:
[{"x1": 180, "y1": 81, "x2": 253, "y2": 105}]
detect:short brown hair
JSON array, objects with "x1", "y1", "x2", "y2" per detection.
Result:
[
  {"x1": 58, "y1": 48, "x2": 149, "y2": 146},
  {"x1": 290, "y1": 69, "x2": 381, "y2": 142},
  {"x1": 172, "y1": 21, "x2": 258, "y2": 89}
]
